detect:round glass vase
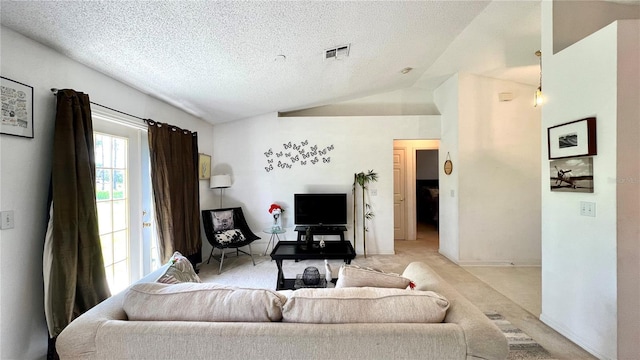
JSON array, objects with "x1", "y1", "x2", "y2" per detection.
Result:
[{"x1": 271, "y1": 214, "x2": 282, "y2": 231}]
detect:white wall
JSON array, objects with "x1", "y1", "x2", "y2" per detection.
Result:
[
  {"x1": 210, "y1": 113, "x2": 440, "y2": 256},
  {"x1": 0, "y1": 27, "x2": 215, "y2": 359},
  {"x1": 434, "y1": 73, "x2": 541, "y2": 266},
  {"x1": 433, "y1": 74, "x2": 460, "y2": 262},
  {"x1": 540, "y1": 4, "x2": 620, "y2": 358},
  {"x1": 458, "y1": 73, "x2": 541, "y2": 265}
]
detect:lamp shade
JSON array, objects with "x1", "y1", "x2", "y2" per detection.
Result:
[{"x1": 210, "y1": 174, "x2": 232, "y2": 189}]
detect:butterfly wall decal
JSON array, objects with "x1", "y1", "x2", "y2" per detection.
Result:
[{"x1": 263, "y1": 141, "x2": 336, "y2": 172}]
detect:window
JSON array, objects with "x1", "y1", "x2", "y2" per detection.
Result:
[{"x1": 94, "y1": 132, "x2": 130, "y2": 293}]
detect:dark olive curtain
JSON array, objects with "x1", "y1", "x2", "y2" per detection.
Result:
[
  {"x1": 43, "y1": 89, "x2": 110, "y2": 339},
  {"x1": 147, "y1": 120, "x2": 202, "y2": 265}
]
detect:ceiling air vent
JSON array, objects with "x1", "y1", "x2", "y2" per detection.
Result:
[{"x1": 324, "y1": 44, "x2": 350, "y2": 60}]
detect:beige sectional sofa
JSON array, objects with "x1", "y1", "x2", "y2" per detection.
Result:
[{"x1": 56, "y1": 261, "x2": 508, "y2": 360}]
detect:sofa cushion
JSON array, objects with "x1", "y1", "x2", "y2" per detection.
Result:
[
  {"x1": 124, "y1": 282, "x2": 287, "y2": 322},
  {"x1": 156, "y1": 251, "x2": 201, "y2": 284},
  {"x1": 335, "y1": 264, "x2": 413, "y2": 289},
  {"x1": 282, "y1": 287, "x2": 449, "y2": 323}
]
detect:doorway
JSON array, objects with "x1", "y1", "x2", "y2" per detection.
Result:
[
  {"x1": 93, "y1": 113, "x2": 158, "y2": 294},
  {"x1": 392, "y1": 140, "x2": 439, "y2": 250},
  {"x1": 415, "y1": 149, "x2": 439, "y2": 250}
]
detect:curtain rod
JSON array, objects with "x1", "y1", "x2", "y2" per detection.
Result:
[{"x1": 50, "y1": 88, "x2": 149, "y2": 123}]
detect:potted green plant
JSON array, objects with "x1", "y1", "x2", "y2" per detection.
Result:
[{"x1": 353, "y1": 170, "x2": 378, "y2": 257}]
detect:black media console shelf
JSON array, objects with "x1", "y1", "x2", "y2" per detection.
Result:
[{"x1": 294, "y1": 225, "x2": 347, "y2": 242}]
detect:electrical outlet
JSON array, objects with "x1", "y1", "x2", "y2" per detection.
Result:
[
  {"x1": 370, "y1": 189, "x2": 377, "y2": 196},
  {"x1": 1, "y1": 211, "x2": 15, "y2": 229}
]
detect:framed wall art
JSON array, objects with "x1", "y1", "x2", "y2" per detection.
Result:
[
  {"x1": 1, "y1": 76, "x2": 34, "y2": 138},
  {"x1": 443, "y1": 152, "x2": 453, "y2": 175},
  {"x1": 550, "y1": 157, "x2": 594, "y2": 193},
  {"x1": 198, "y1": 153, "x2": 211, "y2": 180},
  {"x1": 547, "y1": 117, "x2": 596, "y2": 159}
]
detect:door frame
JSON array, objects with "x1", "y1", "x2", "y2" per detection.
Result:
[
  {"x1": 92, "y1": 107, "x2": 155, "y2": 285},
  {"x1": 393, "y1": 140, "x2": 440, "y2": 241}
]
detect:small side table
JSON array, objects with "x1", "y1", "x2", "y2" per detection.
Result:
[{"x1": 262, "y1": 228, "x2": 286, "y2": 256}]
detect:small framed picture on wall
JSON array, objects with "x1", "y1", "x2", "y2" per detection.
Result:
[
  {"x1": 1, "y1": 76, "x2": 34, "y2": 138},
  {"x1": 198, "y1": 153, "x2": 211, "y2": 180},
  {"x1": 550, "y1": 157, "x2": 594, "y2": 193},
  {"x1": 547, "y1": 117, "x2": 597, "y2": 159}
]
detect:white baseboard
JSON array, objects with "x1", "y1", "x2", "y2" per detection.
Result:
[
  {"x1": 540, "y1": 313, "x2": 615, "y2": 360},
  {"x1": 438, "y1": 249, "x2": 458, "y2": 263}
]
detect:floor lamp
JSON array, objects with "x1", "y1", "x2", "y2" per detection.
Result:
[{"x1": 210, "y1": 174, "x2": 232, "y2": 208}]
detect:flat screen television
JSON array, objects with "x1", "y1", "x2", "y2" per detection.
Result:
[{"x1": 294, "y1": 193, "x2": 347, "y2": 226}]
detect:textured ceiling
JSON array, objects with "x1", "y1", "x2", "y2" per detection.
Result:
[{"x1": 1, "y1": 1, "x2": 544, "y2": 124}]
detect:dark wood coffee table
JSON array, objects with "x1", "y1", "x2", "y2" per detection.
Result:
[{"x1": 270, "y1": 240, "x2": 355, "y2": 290}]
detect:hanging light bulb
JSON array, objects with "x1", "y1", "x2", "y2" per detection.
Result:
[
  {"x1": 535, "y1": 86, "x2": 543, "y2": 106},
  {"x1": 534, "y1": 50, "x2": 543, "y2": 107}
]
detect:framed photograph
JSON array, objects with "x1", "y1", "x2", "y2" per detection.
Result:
[
  {"x1": 198, "y1": 153, "x2": 211, "y2": 180},
  {"x1": 547, "y1": 117, "x2": 596, "y2": 159},
  {"x1": 550, "y1": 157, "x2": 594, "y2": 193},
  {"x1": 1, "y1": 76, "x2": 34, "y2": 138}
]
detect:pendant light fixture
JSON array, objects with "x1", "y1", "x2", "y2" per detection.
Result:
[{"x1": 534, "y1": 50, "x2": 543, "y2": 107}]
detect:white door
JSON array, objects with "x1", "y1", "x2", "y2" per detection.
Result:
[
  {"x1": 393, "y1": 148, "x2": 406, "y2": 240},
  {"x1": 93, "y1": 117, "x2": 156, "y2": 294}
]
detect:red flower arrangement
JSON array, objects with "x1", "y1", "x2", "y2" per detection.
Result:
[
  {"x1": 269, "y1": 203, "x2": 284, "y2": 230},
  {"x1": 268, "y1": 203, "x2": 284, "y2": 214}
]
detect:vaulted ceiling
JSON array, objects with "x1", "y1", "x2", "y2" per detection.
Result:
[{"x1": 1, "y1": 1, "x2": 543, "y2": 124}]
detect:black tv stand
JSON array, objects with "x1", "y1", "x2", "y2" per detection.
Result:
[{"x1": 294, "y1": 225, "x2": 347, "y2": 242}]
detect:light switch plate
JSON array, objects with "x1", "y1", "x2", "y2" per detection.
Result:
[
  {"x1": 1, "y1": 211, "x2": 15, "y2": 229},
  {"x1": 580, "y1": 202, "x2": 596, "y2": 217}
]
